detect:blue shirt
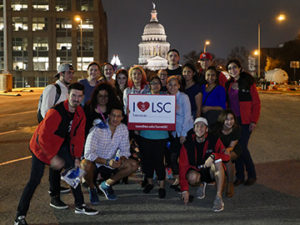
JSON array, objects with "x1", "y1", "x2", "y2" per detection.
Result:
[
  {"x1": 78, "y1": 79, "x2": 98, "y2": 106},
  {"x1": 171, "y1": 91, "x2": 194, "y2": 137},
  {"x1": 201, "y1": 84, "x2": 226, "y2": 109}
]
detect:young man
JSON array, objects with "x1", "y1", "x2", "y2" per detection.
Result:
[
  {"x1": 40, "y1": 63, "x2": 75, "y2": 195},
  {"x1": 198, "y1": 52, "x2": 227, "y2": 87},
  {"x1": 166, "y1": 49, "x2": 182, "y2": 77},
  {"x1": 14, "y1": 83, "x2": 98, "y2": 225},
  {"x1": 179, "y1": 117, "x2": 230, "y2": 212},
  {"x1": 81, "y1": 105, "x2": 139, "y2": 204}
]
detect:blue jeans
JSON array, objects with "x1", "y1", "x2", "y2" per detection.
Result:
[
  {"x1": 16, "y1": 149, "x2": 84, "y2": 217},
  {"x1": 235, "y1": 118, "x2": 257, "y2": 181}
]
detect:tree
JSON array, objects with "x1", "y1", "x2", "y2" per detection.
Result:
[
  {"x1": 227, "y1": 46, "x2": 250, "y2": 70},
  {"x1": 182, "y1": 50, "x2": 201, "y2": 70},
  {"x1": 264, "y1": 56, "x2": 283, "y2": 71}
]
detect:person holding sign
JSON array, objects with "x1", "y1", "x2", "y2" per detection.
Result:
[
  {"x1": 167, "y1": 76, "x2": 193, "y2": 191},
  {"x1": 139, "y1": 76, "x2": 169, "y2": 198}
]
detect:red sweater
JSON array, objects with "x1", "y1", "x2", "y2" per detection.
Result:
[
  {"x1": 179, "y1": 133, "x2": 230, "y2": 192},
  {"x1": 30, "y1": 100, "x2": 86, "y2": 164}
]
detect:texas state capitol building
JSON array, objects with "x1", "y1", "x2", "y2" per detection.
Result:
[{"x1": 138, "y1": 4, "x2": 170, "y2": 71}]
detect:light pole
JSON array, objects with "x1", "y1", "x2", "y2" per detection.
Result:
[
  {"x1": 74, "y1": 15, "x2": 83, "y2": 71},
  {"x1": 204, "y1": 40, "x2": 210, "y2": 53},
  {"x1": 257, "y1": 13, "x2": 286, "y2": 79}
]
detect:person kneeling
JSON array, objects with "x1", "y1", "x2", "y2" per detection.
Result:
[
  {"x1": 179, "y1": 117, "x2": 230, "y2": 212},
  {"x1": 81, "y1": 105, "x2": 139, "y2": 204}
]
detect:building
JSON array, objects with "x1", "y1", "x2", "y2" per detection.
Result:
[
  {"x1": 138, "y1": 3, "x2": 170, "y2": 71},
  {"x1": 0, "y1": 0, "x2": 108, "y2": 87}
]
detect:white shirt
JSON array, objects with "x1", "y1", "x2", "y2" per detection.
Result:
[{"x1": 40, "y1": 80, "x2": 68, "y2": 118}]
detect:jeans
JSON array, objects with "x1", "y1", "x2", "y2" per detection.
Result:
[
  {"x1": 235, "y1": 118, "x2": 257, "y2": 181},
  {"x1": 16, "y1": 147, "x2": 84, "y2": 217},
  {"x1": 169, "y1": 136, "x2": 182, "y2": 175}
]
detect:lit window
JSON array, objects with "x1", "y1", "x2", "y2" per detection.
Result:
[
  {"x1": 12, "y1": 37, "x2": 28, "y2": 51},
  {"x1": 33, "y1": 37, "x2": 49, "y2": 51},
  {"x1": 57, "y1": 57, "x2": 72, "y2": 69},
  {"x1": 32, "y1": 17, "x2": 48, "y2": 31},
  {"x1": 0, "y1": 17, "x2": 3, "y2": 30},
  {"x1": 12, "y1": 17, "x2": 28, "y2": 31},
  {"x1": 55, "y1": 0, "x2": 71, "y2": 11},
  {"x1": 13, "y1": 56, "x2": 28, "y2": 70},
  {"x1": 33, "y1": 57, "x2": 49, "y2": 71},
  {"x1": 32, "y1": 0, "x2": 49, "y2": 11},
  {"x1": 11, "y1": 3, "x2": 28, "y2": 11},
  {"x1": 76, "y1": 0, "x2": 93, "y2": 11},
  {"x1": 56, "y1": 18, "x2": 72, "y2": 29},
  {"x1": 77, "y1": 57, "x2": 93, "y2": 70}
]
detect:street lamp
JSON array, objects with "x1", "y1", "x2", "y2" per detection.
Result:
[
  {"x1": 204, "y1": 40, "x2": 210, "y2": 53},
  {"x1": 257, "y1": 13, "x2": 286, "y2": 78},
  {"x1": 74, "y1": 15, "x2": 83, "y2": 71}
]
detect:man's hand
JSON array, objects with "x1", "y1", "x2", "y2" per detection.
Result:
[
  {"x1": 182, "y1": 191, "x2": 189, "y2": 205},
  {"x1": 180, "y1": 136, "x2": 186, "y2": 144},
  {"x1": 249, "y1": 122, "x2": 256, "y2": 132},
  {"x1": 109, "y1": 159, "x2": 121, "y2": 169},
  {"x1": 50, "y1": 155, "x2": 65, "y2": 170},
  {"x1": 204, "y1": 156, "x2": 214, "y2": 168},
  {"x1": 74, "y1": 158, "x2": 81, "y2": 168}
]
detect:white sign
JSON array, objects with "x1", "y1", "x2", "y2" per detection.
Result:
[{"x1": 127, "y1": 94, "x2": 176, "y2": 130}]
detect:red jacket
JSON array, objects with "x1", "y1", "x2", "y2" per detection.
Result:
[
  {"x1": 179, "y1": 133, "x2": 230, "y2": 192},
  {"x1": 226, "y1": 73, "x2": 261, "y2": 124},
  {"x1": 30, "y1": 100, "x2": 86, "y2": 164}
]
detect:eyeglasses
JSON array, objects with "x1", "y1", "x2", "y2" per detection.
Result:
[{"x1": 150, "y1": 82, "x2": 160, "y2": 85}]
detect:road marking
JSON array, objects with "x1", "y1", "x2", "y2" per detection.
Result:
[
  {"x1": 0, "y1": 156, "x2": 32, "y2": 166},
  {"x1": 0, "y1": 130, "x2": 17, "y2": 136},
  {"x1": 0, "y1": 110, "x2": 37, "y2": 118}
]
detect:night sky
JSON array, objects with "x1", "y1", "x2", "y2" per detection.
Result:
[{"x1": 102, "y1": 0, "x2": 300, "y2": 67}]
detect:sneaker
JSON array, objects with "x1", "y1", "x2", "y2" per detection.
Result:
[
  {"x1": 75, "y1": 204, "x2": 99, "y2": 216},
  {"x1": 158, "y1": 188, "x2": 166, "y2": 199},
  {"x1": 89, "y1": 187, "x2": 100, "y2": 205},
  {"x1": 14, "y1": 216, "x2": 28, "y2": 225},
  {"x1": 50, "y1": 197, "x2": 69, "y2": 209},
  {"x1": 143, "y1": 184, "x2": 154, "y2": 193},
  {"x1": 212, "y1": 196, "x2": 224, "y2": 212},
  {"x1": 48, "y1": 186, "x2": 71, "y2": 194},
  {"x1": 60, "y1": 186, "x2": 71, "y2": 194},
  {"x1": 99, "y1": 181, "x2": 117, "y2": 200},
  {"x1": 196, "y1": 182, "x2": 207, "y2": 199}
]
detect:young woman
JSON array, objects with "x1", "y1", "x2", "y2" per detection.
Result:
[
  {"x1": 115, "y1": 69, "x2": 128, "y2": 102},
  {"x1": 225, "y1": 59, "x2": 261, "y2": 186},
  {"x1": 101, "y1": 63, "x2": 115, "y2": 86},
  {"x1": 78, "y1": 61, "x2": 101, "y2": 106},
  {"x1": 200, "y1": 66, "x2": 226, "y2": 128},
  {"x1": 167, "y1": 76, "x2": 194, "y2": 191},
  {"x1": 123, "y1": 65, "x2": 149, "y2": 114},
  {"x1": 182, "y1": 63, "x2": 202, "y2": 119},
  {"x1": 139, "y1": 76, "x2": 169, "y2": 198},
  {"x1": 84, "y1": 82, "x2": 120, "y2": 137},
  {"x1": 157, "y1": 69, "x2": 168, "y2": 93},
  {"x1": 214, "y1": 110, "x2": 242, "y2": 197}
]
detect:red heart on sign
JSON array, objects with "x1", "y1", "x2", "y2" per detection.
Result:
[{"x1": 137, "y1": 102, "x2": 150, "y2": 112}]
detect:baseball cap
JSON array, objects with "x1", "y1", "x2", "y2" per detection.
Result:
[
  {"x1": 194, "y1": 117, "x2": 208, "y2": 126},
  {"x1": 54, "y1": 63, "x2": 74, "y2": 78},
  {"x1": 199, "y1": 52, "x2": 213, "y2": 61}
]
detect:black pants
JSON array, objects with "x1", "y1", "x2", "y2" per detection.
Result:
[
  {"x1": 16, "y1": 147, "x2": 84, "y2": 217},
  {"x1": 169, "y1": 136, "x2": 182, "y2": 176},
  {"x1": 139, "y1": 137, "x2": 166, "y2": 180}
]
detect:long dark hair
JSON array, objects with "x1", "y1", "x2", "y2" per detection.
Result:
[
  {"x1": 87, "y1": 82, "x2": 120, "y2": 112},
  {"x1": 212, "y1": 109, "x2": 238, "y2": 135}
]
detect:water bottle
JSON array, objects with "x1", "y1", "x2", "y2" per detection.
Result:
[{"x1": 115, "y1": 149, "x2": 121, "y2": 161}]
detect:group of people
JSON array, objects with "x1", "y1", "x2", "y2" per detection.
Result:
[{"x1": 14, "y1": 48, "x2": 260, "y2": 224}]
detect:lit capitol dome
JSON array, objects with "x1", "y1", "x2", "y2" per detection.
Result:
[{"x1": 138, "y1": 3, "x2": 170, "y2": 70}]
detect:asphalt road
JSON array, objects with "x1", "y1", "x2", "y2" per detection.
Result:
[{"x1": 0, "y1": 90, "x2": 300, "y2": 225}]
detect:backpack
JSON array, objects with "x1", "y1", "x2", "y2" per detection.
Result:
[{"x1": 37, "y1": 83, "x2": 61, "y2": 123}]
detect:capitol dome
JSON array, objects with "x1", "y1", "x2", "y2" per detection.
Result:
[{"x1": 138, "y1": 3, "x2": 170, "y2": 66}]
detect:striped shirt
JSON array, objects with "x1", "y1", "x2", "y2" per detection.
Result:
[{"x1": 84, "y1": 122, "x2": 130, "y2": 169}]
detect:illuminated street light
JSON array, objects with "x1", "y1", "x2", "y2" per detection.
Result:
[
  {"x1": 204, "y1": 40, "x2": 210, "y2": 53},
  {"x1": 74, "y1": 15, "x2": 83, "y2": 71},
  {"x1": 277, "y1": 14, "x2": 286, "y2": 22},
  {"x1": 253, "y1": 49, "x2": 260, "y2": 56},
  {"x1": 257, "y1": 14, "x2": 286, "y2": 78}
]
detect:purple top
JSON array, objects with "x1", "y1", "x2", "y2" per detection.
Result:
[{"x1": 228, "y1": 88, "x2": 240, "y2": 117}]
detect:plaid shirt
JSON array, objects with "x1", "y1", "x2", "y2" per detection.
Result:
[{"x1": 84, "y1": 122, "x2": 130, "y2": 168}]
